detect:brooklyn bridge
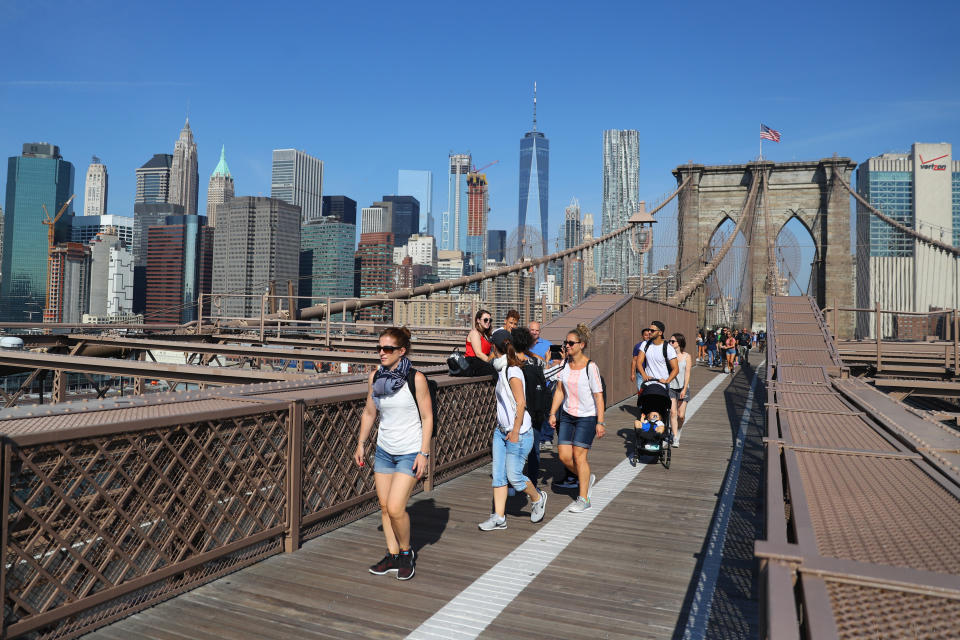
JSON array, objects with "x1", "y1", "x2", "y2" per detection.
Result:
[{"x1": 1, "y1": 159, "x2": 959, "y2": 640}]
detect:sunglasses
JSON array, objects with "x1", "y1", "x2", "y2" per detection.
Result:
[
  {"x1": 480, "y1": 318, "x2": 491, "y2": 324},
  {"x1": 668, "y1": 339, "x2": 678, "y2": 344},
  {"x1": 376, "y1": 345, "x2": 400, "y2": 353},
  {"x1": 563, "y1": 340, "x2": 580, "y2": 346}
]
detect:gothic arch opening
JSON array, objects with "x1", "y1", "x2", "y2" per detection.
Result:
[{"x1": 775, "y1": 215, "x2": 819, "y2": 298}]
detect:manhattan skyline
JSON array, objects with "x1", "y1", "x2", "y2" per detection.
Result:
[{"x1": 2, "y1": 2, "x2": 959, "y2": 248}]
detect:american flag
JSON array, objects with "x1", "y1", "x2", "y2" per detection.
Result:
[{"x1": 760, "y1": 124, "x2": 781, "y2": 143}]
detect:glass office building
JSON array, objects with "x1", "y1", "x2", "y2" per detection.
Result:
[
  {"x1": 518, "y1": 131, "x2": 549, "y2": 259},
  {"x1": 1, "y1": 143, "x2": 75, "y2": 321},
  {"x1": 299, "y1": 216, "x2": 356, "y2": 317},
  {"x1": 135, "y1": 154, "x2": 173, "y2": 204},
  {"x1": 271, "y1": 149, "x2": 324, "y2": 223},
  {"x1": 857, "y1": 170, "x2": 914, "y2": 257},
  {"x1": 397, "y1": 170, "x2": 433, "y2": 235},
  {"x1": 382, "y1": 195, "x2": 420, "y2": 248}
]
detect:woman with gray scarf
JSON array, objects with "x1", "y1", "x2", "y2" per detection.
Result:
[{"x1": 354, "y1": 327, "x2": 433, "y2": 580}]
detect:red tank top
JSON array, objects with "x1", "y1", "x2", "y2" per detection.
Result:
[{"x1": 465, "y1": 333, "x2": 492, "y2": 357}]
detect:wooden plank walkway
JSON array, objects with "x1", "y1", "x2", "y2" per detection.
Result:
[{"x1": 83, "y1": 361, "x2": 766, "y2": 640}]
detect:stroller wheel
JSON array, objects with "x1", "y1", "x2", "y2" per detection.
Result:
[{"x1": 664, "y1": 446, "x2": 672, "y2": 469}]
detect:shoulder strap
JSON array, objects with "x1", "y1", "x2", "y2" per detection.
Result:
[
  {"x1": 407, "y1": 368, "x2": 422, "y2": 423},
  {"x1": 663, "y1": 341, "x2": 669, "y2": 363}
]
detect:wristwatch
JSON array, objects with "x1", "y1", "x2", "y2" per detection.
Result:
[{"x1": 418, "y1": 451, "x2": 430, "y2": 458}]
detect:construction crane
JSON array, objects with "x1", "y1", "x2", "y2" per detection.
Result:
[
  {"x1": 42, "y1": 194, "x2": 75, "y2": 317},
  {"x1": 471, "y1": 160, "x2": 499, "y2": 173}
]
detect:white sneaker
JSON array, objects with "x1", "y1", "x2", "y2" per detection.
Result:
[
  {"x1": 478, "y1": 514, "x2": 507, "y2": 531},
  {"x1": 530, "y1": 490, "x2": 547, "y2": 523},
  {"x1": 587, "y1": 473, "x2": 597, "y2": 499},
  {"x1": 567, "y1": 496, "x2": 591, "y2": 513},
  {"x1": 673, "y1": 433, "x2": 681, "y2": 448}
]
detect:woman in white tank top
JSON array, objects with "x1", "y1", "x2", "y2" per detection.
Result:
[{"x1": 354, "y1": 327, "x2": 433, "y2": 581}]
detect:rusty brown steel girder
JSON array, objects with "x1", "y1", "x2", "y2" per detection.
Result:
[
  {"x1": 0, "y1": 351, "x2": 310, "y2": 386},
  {"x1": 56, "y1": 335, "x2": 447, "y2": 366}
]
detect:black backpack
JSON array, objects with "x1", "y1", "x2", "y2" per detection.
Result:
[
  {"x1": 521, "y1": 360, "x2": 551, "y2": 425},
  {"x1": 407, "y1": 368, "x2": 439, "y2": 433}
]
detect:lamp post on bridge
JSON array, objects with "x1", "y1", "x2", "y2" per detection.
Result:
[{"x1": 627, "y1": 201, "x2": 657, "y2": 297}]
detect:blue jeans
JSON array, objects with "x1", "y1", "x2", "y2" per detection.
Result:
[{"x1": 491, "y1": 429, "x2": 534, "y2": 490}]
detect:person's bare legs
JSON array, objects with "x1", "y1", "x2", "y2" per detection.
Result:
[
  {"x1": 573, "y1": 447, "x2": 591, "y2": 500},
  {"x1": 557, "y1": 443, "x2": 576, "y2": 478},
  {"x1": 374, "y1": 473, "x2": 400, "y2": 554},
  {"x1": 492, "y1": 485, "x2": 509, "y2": 517},
  {"x1": 385, "y1": 472, "x2": 418, "y2": 551},
  {"x1": 669, "y1": 396, "x2": 679, "y2": 441}
]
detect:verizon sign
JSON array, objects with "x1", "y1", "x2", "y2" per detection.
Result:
[{"x1": 919, "y1": 153, "x2": 948, "y2": 171}]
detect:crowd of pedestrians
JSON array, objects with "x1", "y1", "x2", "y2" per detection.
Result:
[{"x1": 357, "y1": 309, "x2": 763, "y2": 580}]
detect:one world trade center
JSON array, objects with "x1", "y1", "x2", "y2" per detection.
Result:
[{"x1": 517, "y1": 83, "x2": 549, "y2": 260}]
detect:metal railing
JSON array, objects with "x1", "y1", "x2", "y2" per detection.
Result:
[{"x1": 0, "y1": 373, "x2": 497, "y2": 639}]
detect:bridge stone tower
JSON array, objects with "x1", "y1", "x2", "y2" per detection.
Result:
[{"x1": 673, "y1": 158, "x2": 855, "y2": 336}]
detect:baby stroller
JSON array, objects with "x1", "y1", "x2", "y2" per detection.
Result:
[{"x1": 633, "y1": 381, "x2": 671, "y2": 468}]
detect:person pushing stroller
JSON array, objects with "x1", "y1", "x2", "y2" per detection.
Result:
[{"x1": 633, "y1": 321, "x2": 679, "y2": 465}]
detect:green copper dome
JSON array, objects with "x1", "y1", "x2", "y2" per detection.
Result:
[{"x1": 212, "y1": 145, "x2": 231, "y2": 178}]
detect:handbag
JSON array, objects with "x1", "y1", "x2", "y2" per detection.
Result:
[{"x1": 446, "y1": 347, "x2": 470, "y2": 376}]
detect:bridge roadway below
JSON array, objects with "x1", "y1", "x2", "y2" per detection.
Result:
[{"x1": 82, "y1": 361, "x2": 767, "y2": 640}]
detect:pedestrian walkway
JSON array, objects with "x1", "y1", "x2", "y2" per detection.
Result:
[{"x1": 83, "y1": 362, "x2": 766, "y2": 640}]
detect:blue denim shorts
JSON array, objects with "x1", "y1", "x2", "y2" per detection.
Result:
[
  {"x1": 556, "y1": 410, "x2": 598, "y2": 449},
  {"x1": 373, "y1": 446, "x2": 418, "y2": 477}
]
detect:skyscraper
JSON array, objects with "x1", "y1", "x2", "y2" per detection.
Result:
[
  {"x1": 135, "y1": 154, "x2": 173, "y2": 204},
  {"x1": 300, "y1": 216, "x2": 356, "y2": 311},
  {"x1": 71, "y1": 215, "x2": 133, "y2": 247},
  {"x1": 272, "y1": 149, "x2": 323, "y2": 223},
  {"x1": 855, "y1": 143, "x2": 960, "y2": 334},
  {"x1": 206, "y1": 145, "x2": 234, "y2": 225},
  {"x1": 398, "y1": 170, "x2": 433, "y2": 235},
  {"x1": 382, "y1": 195, "x2": 419, "y2": 248},
  {"x1": 599, "y1": 129, "x2": 641, "y2": 292},
  {"x1": 361, "y1": 202, "x2": 392, "y2": 234},
  {"x1": 1, "y1": 143, "x2": 75, "y2": 321},
  {"x1": 169, "y1": 118, "x2": 199, "y2": 215},
  {"x1": 466, "y1": 171, "x2": 490, "y2": 271},
  {"x1": 518, "y1": 83, "x2": 549, "y2": 258},
  {"x1": 355, "y1": 232, "x2": 395, "y2": 322},
  {"x1": 443, "y1": 153, "x2": 471, "y2": 251},
  {"x1": 582, "y1": 212, "x2": 598, "y2": 291},
  {"x1": 212, "y1": 196, "x2": 301, "y2": 319},
  {"x1": 322, "y1": 195, "x2": 357, "y2": 225},
  {"x1": 44, "y1": 242, "x2": 90, "y2": 323},
  {"x1": 563, "y1": 198, "x2": 584, "y2": 304},
  {"x1": 84, "y1": 156, "x2": 108, "y2": 216},
  {"x1": 487, "y1": 229, "x2": 506, "y2": 263},
  {"x1": 146, "y1": 215, "x2": 213, "y2": 323},
  {"x1": 132, "y1": 202, "x2": 184, "y2": 313},
  {"x1": 87, "y1": 227, "x2": 133, "y2": 318}
]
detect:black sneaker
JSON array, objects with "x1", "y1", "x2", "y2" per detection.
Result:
[
  {"x1": 396, "y1": 549, "x2": 415, "y2": 580},
  {"x1": 553, "y1": 476, "x2": 579, "y2": 489},
  {"x1": 369, "y1": 551, "x2": 398, "y2": 575}
]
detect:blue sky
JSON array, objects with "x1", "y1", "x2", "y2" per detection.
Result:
[{"x1": 2, "y1": 0, "x2": 959, "y2": 263}]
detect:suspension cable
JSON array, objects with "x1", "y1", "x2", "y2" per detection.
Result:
[
  {"x1": 837, "y1": 174, "x2": 960, "y2": 258},
  {"x1": 291, "y1": 177, "x2": 692, "y2": 322}
]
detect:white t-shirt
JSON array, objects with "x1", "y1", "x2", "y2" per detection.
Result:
[
  {"x1": 557, "y1": 361, "x2": 603, "y2": 417},
  {"x1": 496, "y1": 365, "x2": 532, "y2": 434},
  {"x1": 639, "y1": 340, "x2": 678, "y2": 386}
]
